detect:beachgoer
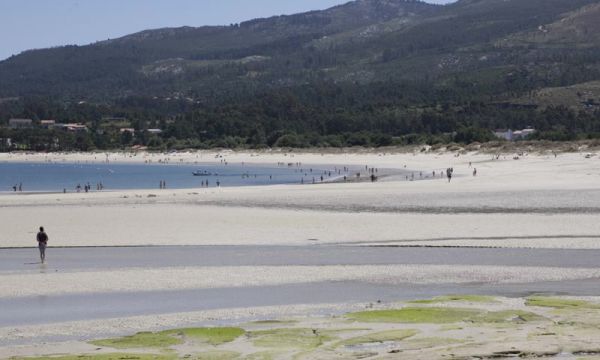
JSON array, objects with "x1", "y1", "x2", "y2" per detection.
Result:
[
  {"x1": 36, "y1": 226, "x2": 48, "y2": 264},
  {"x1": 446, "y1": 168, "x2": 453, "y2": 183},
  {"x1": 473, "y1": 168, "x2": 477, "y2": 177}
]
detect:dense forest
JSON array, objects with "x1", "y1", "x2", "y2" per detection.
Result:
[{"x1": 1, "y1": 0, "x2": 600, "y2": 151}]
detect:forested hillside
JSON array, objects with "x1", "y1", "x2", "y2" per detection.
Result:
[{"x1": 1, "y1": 0, "x2": 600, "y2": 150}]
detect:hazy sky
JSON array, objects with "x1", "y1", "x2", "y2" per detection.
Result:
[{"x1": 0, "y1": 0, "x2": 454, "y2": 61}]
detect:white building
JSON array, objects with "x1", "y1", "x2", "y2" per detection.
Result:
[
  {"x1": 8, "y1": 118, "x2": 33, "y2": 129},
  {"x1": 494, "y1": 129, "x2": 513, "y2": 141},
  {"x1": 494, "y1": 128, "x2": 536, "y2": 141}
]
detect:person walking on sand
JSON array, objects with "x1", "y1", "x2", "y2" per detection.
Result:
[{"x1": 37, "y1": 226, "x2": 49, "y2": 264}]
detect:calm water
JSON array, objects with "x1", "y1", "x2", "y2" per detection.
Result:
[{"x1": 0, "y1": 162, "x2": 349, "y2": 192}]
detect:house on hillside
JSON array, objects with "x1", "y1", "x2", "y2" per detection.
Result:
[
  {"x1": 147, "y1": 129, "x2": 163, "y2": 135},
  {"x1": 40, "y1": 120, "x2": 56, "y2": 129},
  {"x1": 8, "y1": 118, "x2": 33, "y2": 129},
  {"x1": 54, "y1": 123, "x2": 88, "y2": 133}
]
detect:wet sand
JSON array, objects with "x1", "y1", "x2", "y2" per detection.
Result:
[{"x1": 3, "y1": 246, "x2": 600, "y2": 272}]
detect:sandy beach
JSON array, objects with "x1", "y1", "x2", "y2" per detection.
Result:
[
  {"x1": 1, "y1": 149, "x2": 600, "y2": 358},
  {"x1": 2, "y1": 149, "x2": 600, "y2": 249}
]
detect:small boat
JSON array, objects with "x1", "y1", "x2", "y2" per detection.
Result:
[{"x1": 193, "y1": 170, "x2": 212, "y2": 176}]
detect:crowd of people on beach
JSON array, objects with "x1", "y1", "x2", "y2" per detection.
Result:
[{"x1": 75, "y1": 183, "x2": 103, "y2": 193}]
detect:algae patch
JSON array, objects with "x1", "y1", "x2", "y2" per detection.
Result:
[
  {"x1": 347, "y1": 307, "x2": 483, "y2": 324},
  {"x1": 472, "y1": 310, "x2": 547, "y2": 324},
  {"x1": 249, "y1": 328, "x2": 334, "y2": 350},
  {"x1": 90, "y1": 327, "x2": 243, "y2": 350},
  {"x1": 162, "y1": 327, "x2": 244, "y2": 345},
  {"x1": 192, "y1": 350, "x2": 240, "y2": 359},
  {"x1": 91, "y1": 332, "x2": 182, "y2": 349},
  {"x1": 11, "y1": 354, "x2": 176, "y2": 360},
  {"x1": 526, "y1": 296, "x2": 600, "y2": 310}
]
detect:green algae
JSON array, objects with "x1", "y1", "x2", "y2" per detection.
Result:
[
  {"x1": 339, "y1": 329, "x2": 418, "y2": 347},
  {"x1": 346, "y1": 307, "x2": 483, "y2": 324},
  {"x1": 11, "y1": 354, "x2": 176, "y2": 360},
  {"x1": 249, "y1": 328, "x2": 335, "y2": 350},
  {"x1": 472, "y1": 310, "x2": 547, "y2": 324},
  {"x1": 410, "y1": 295, "x2": 497, "y2": 304},
  {"x1": 90, "y1": 327, "x2": 244, "y2": 350},
  {"x1": 526, "y1": 296, "x2": 600, "y2": 310},
  {"x1": 162, "y1": 327, "x2": 245, "y2": 346},
  {"x1": 243, "y1": 352, "x2": 280, "y2": 360},
  {"x1": 91, "y1": 332, "x2": 182, "y2": 349},
  {"x1": 191, "y1": 351, "x2": 240, "y2": 360}
]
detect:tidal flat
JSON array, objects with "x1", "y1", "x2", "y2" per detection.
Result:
[{"x1": 7, "y1": 296, "x2": 600, "y2": 360}]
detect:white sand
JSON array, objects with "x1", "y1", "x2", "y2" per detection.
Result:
[
  {"x1": 1, "y1": 264, "x2": 599, "y2": 298},
  {"x1": 2, "y1": 204, "x2": 600, "y2": 248},
  {"x1": 2, "y1": 150, "x2": 600, "y2": 249}
]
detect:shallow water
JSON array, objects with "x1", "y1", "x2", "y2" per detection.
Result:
[
  {"x1": 1, "y1": 246, "x2": 600, "y2": 332},
  {"x1": 0, "y1": 162, "x2": 354, "y2": 192},
  {"x1": 2, "y1": 246, "x2": 600, "y2": 272}
]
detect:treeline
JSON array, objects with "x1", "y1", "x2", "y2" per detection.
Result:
[{"x1": 2, "y1": 82, "x2": 600, "y2": 151}]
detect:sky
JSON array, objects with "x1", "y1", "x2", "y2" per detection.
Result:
[{"x1": 0, "y1": 0, "x2": 454, "y2": 61}]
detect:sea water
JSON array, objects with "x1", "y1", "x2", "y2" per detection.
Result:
[{"x1": 0, "y1": 162, "x2": 350, "y2": 192}]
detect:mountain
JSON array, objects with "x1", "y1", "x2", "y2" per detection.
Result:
[
  {"x1": 2, "y1": 0, "x2": 597, "y2": 101},
  {"x1": 0, "y1": 0, "x2": 438, "y2": 99},
  {"x1": 1, "y1": 0, "x2": 600, "y2": 150}
]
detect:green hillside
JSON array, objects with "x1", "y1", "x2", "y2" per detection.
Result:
[{"x1": 1, "y1": 0, "x2": 600, "y2": 150}]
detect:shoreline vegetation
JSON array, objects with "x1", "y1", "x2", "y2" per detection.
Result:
[{"x1": 4, "y1": 139, "x2": 600, "y2": 159}]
